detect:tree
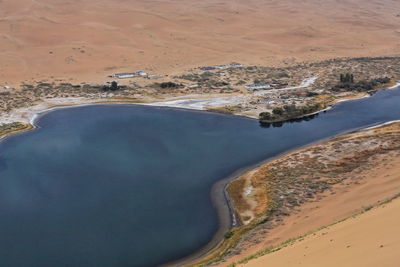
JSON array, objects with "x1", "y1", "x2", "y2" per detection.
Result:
[
  {"x1": 224, "y1": 230, "x2": 234, "y2": 239},
  {"x1": 272, "y1": 107, "x2": 284, "y2": 115},
  {"x1": 259, "y1": 112, "x2": 272, "y2": 121},
  {"x1": 345, "y1": 73, "x2": 351, "y2": 83},
  {"x1": 283, "y1": 104, "x2": 296, "y2": 112},
  {"x1": 110, "y1": 81, "x2": 118, "y2": 91},
  {"x1": 340, "y1": 73, "x2": 355, "y2": 83},
  {"x1": 159, "y1": 82, "x2": 179, "y2": 89}
]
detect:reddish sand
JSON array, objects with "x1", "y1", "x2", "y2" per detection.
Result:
[{"x1": 1, "y1": 0, "x2": 400, "y2": 87}]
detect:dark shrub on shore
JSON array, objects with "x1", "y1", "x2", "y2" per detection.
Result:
[
  {"x1": 103, "y1": 81, "x2": 119, "y2": 91},
  {"x1": 333, "y1": 75, "x2": 390, "y2": 92},
  {"x1": 159, "y1": 82, "x2": 181, "y2": 89},
  {"x1": 259, "y1": 103, "x2": 322, "y2": 124},
  {"x1": 224, "y1": 230, "x2": 234, "y2": 239}
]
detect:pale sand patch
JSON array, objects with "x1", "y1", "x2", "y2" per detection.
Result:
[
  {"x1": 253, "y1": 76, "x2": 318, "y2": 96},
  {"x1": 240, "y1": 195, "x2": 400, "y2": 267},
  {"x1": 0, "y1": 97, "x2": 98, "y2": 125},
  {"x1": 146, "y1": 95, "x2": 249, "y2": 111}
]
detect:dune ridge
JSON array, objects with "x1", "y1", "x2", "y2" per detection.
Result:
[{"x1": 1, "y1": 0, "x2": 400, "y2": 86}]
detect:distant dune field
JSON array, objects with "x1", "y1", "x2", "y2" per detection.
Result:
[{"x1": 1, "y1": 0, "x2": 400, "y2": 85}]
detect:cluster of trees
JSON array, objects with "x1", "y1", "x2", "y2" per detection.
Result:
[
  {"x1": 260, "y1": 113, "x2": 319, "y2": 128},
  {"x1": 259, "y1": 103, "x2": 323, "y2": 123},
  {"x1": 158, "y1": 82, "x2": 181, "y2": 89},
  {"x1": 178, "y1": 72, "x2": 215, "y2": 82},
  {"x1": 340, "y1": 73, "x2": 354, "y2": 83},
  {"x1": 102, "y1": 81, "x2": 119, "y2": 91},
  {"x1": 333, "y1": 74, "x2": 390, "y2": 92},
  {"x1": 178, "y1": 72, "x2": 230, "y2": 88}
]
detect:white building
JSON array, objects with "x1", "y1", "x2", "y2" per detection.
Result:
[
  {"x1": 245, "y1": 83, "x2": 271, "y2": 90},
  {"x1": 110, "y1": 71, "x2": 148, "y2": 79},
  {"x1": 136, "y1": 71, "x2": 148, "y2": 77},
  {"x1": 111, "y1": 73, "x2": 135, "y2": 79},
  {"x1": 147, "y1": 75, "x2": 163, "y2": 80}
]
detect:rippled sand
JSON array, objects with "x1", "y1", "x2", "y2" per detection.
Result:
[{"x1": 1, "y1": 0, "x2": 400, "y2": 86}]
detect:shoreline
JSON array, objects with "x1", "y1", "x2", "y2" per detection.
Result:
[
  {"x1": 1, "y1": 114, "x2": 399, "y2": 267},
  {"x1": 259, "y1": 80, "x2": 400, "y2": 125},
  {"x1": 171, "y1": 84, "x2": 400, "y2": 266},
  {"x1": 0, "y1": 84, "x2": 399, "y2": 267},
  {"x1": 3, "y1": 79, "x2": 398, "y2": 133},
  {"x1": 214, "y1": 121, "x2": 400, "y2": 266},
  {"x1": 177, "y1": 122, "x2": 400, "y2": 267},
  {"x1": 0, "y1": 76, "x2": 320, "y2": 128}
]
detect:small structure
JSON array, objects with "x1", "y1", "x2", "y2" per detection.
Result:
[
  {"x1": 147, "y1": 75, "x2": 164, "y2": 80},
  {"x1": 110, "y1": 71, "x2": 148, "y2": 79},
  {"x1": 188, "y1": 84, "x2": 199, "y2": 89},
  {"x1": 215, "y1": 63, "x2": 243, "y2": 70},
  {"x1": 200, "y1": 66, "x2": 216, "y2": 71},
  {"x1": 199, "y1": 63, "x2": 243, "y2": 71},
  {"x1": 215, "y1": 63, "x2": 243, "y2": 69},
  {"x1": 245, "y1": 83, "x2": 271, "y2": 90},
  {"x1": 229, "y1": 63, "x2": 244, "y2": 68},
  {"x1": 136, "y1": 71, "x2": 148, "y2": 77},
  {"x1": 111, "y1": 73, "x2": 135, "y2": 79}
]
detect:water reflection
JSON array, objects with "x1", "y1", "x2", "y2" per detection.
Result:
[{"x1": 259, "y1": 113, "x2": 320, "y2": 128}]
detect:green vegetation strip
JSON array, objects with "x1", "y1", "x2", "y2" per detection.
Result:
[
  {"x1": 0, "y1": 122, "x2": 34, "y2": 138},
  {"x1": 187, "y1": 197, "x2": 281, "y2": 267}
]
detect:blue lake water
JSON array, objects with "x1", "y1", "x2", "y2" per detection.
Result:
[{"x1": 0, "y1": 88, "x2": 400, "y2": 267}]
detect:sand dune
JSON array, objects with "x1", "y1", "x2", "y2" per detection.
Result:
[
  {"x1": 1, "y1": 0, "x2": 400, "y2": 86},
  {"x1": 219, "y1": 124, "x2": 400, "y2": 267},
  {"x1": 240, "y1": 196, "x2": 400, "y2": 267}
]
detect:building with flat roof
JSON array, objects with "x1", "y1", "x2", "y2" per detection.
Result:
[
  {"x1": 245, "y1": 83, "x2": 271, "y2": 90},
  {"x1": 110, "y1": 71, "x2": 148, "y2": 79}
]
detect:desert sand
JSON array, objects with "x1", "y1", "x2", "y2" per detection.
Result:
[
  {"x1": 2, "y1": 1, "x2": 400, "y2": 266},
  {"x1": 1, "y1": 0, "x2": 400, "y2": 87},
  {"x1": 217, "y1": 123, "x2": 400, "y2": 267},
  {"x1": 239, "y1": 196, "x2": 400, "y2": 267}
]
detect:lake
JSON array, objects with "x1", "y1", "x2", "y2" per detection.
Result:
[{"x1": 0, "y1": 88, "x2": 400, "y2": 266}]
